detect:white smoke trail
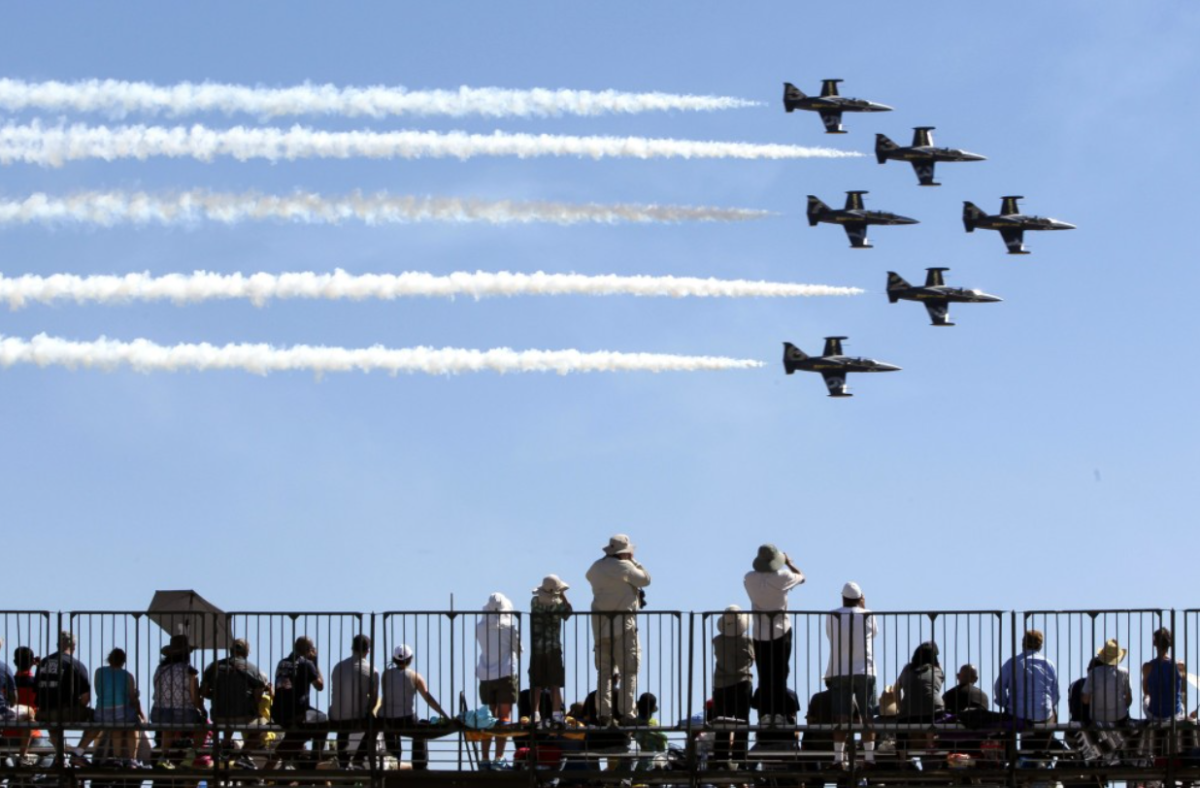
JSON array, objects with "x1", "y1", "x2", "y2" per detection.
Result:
[
  {"x1": 0, "y1": 78, "x2": 761, "y2": 119},
  {"x1": 0, "y1": 271, "x2": 862, "y2": 309},
  {"x1": 0, "y1": 122, "x2": 862, "y2": 167},
  {"x1": 0, "y1": 334, "x2": 765, "y2": 376},
  {"x1": 0, "y1": 190, "x2": 772, "y2": 228}
]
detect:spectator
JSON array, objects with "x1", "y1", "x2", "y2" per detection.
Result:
[
  {"x1": 273, "y1": 636, "x2": 327, "y2": 769},
  {"x1": 581, "y1": 669, "x2": 621, "y2": 726},
  {"x1": 330, "y1": 634, "x2": 379, "y2": 768},
  {"x1": 586, "y1": 534, "x2": 651, "y2": 725},
  {"x1": 0, "y1": 638, "x2": 34, "y2": 760},
  {"x1": 825, "y1": 582, "x2": 878, "y2": 769},
  {"x1": 711, "y1": 605, "x2": 754, "y2": 769},
  {"x1": 93, "y1": 648, "x2": 142, "y2": 763},
  {"x1": 34, "y1": 631, "x2": 93, "y2": 764},
  {"x1": 380, "y1": 644, "x2": 448, "y2": 771},
  {"x1": 995, "y1": 630, "x2": 1059, "y2": 757},
  {"x1": 942, "y1": 664, "x2": 989, "y2": 715},
  {"x1": 633, "y1": 692, "x2": 668, "y2": 770},
  {"x1": 150, "y1": 634, "x2": 204, "y2": 764},
  {"x1": 743, "y1": 545, "x2": 805, "y2": 718},
  {"x1": 895, "y1": 641, "x2": 944, "y2": 753},
  {"x1": 1068, "y1": 658, "x2": 1101, "y2": 726},
  {"x1": 529, "y1": 575, "x2": 572, "y2": 726},
  {"x1": 1082, "y1": 639, "x2": 1132, "y2": 725},
  {"x1": 476, "y1": 592, "x2": 519, "y2": 768},
  {"x1": 1142, "y1": 628, "x2": 1185, "y2": 721},
  {"x1": 200, "y1": 638, "x2": 271, "y2": 754}
]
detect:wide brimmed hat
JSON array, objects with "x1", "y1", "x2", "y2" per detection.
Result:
[
  {"x1": 393, "y1": 644, "x2": 414, "y2": 662},
  {"x1": 1097, "y1": 638, "x2": 1127, "y2": 666},
  {"x1": 483, "y1": 592, "x2": 514, "y2": 612},
  {"x1": 533, "y1": 574, "x2": 570, "y2": 595},
  {"x1": 603, "y1": 534, "x2": 636, "y2": 556},
  {"x1": 160, "y1": 634, "x2": 194, "y2": 657},
  {"x1": 718, "y1": 605, "x2": 750, "y2": 636},
  {"x1": 842, "y1": 581, "x2": 863, "y2": 600},
  {"x1": 752, "y1": 544, "x2": 785, "y2": 572}
]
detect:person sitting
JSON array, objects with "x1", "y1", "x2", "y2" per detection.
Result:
[
  {"x1": 1143, "y1": 628, "x2": 1186, "y2": 721},
  {"x1": 1083, "y1": 640, "x2": 1132, "y2": 726},
  {"x1": 633, "y1": 693, "x2": 669, "y2": 770},
  {"x1": 942, "y1": 664, "x2": 989, "y2": 715},
  {"x1": 200, "y1": 638, "x2": 272, "y2": 758},
  {"x1": 894, "y1": 641, "x2": 944, "y2": 754},
  {"x1": 330, "y1": 634, "x2": 378, "y2": 769},
  {"x1": 380, "y1": 644, "x2": 448, "y2": 771},
  {"x1": 93, "y1": 648, "x2": 142, "y2": 763},
  {"x1": 0, "y1": 639, "x2": 35, "y2": 762},
  {"x1": 272, "y1": 636, "x2": 327, "y2": 770},
  {"x1": 35, "y1": 631, "x2": 94, "y2": 765},
  {"x1": 150, "y1": 635, "x2": 204, "y2": 765}
]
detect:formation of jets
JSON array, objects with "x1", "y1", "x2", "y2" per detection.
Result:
[{"x1": 780, "y1": 79, "x2": 1075, "y2": 396}]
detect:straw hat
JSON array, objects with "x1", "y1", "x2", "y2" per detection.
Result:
[
  {"x1": 533, "y1": 574, "x2": 570, "y2": 594},
  {"x1": 1096, "y1": 638, "x2": 1127, "y2": 666}
]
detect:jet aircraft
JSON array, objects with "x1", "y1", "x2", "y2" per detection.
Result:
[
  {"x1": 782, "y1": 337, "x2": 901, "y2": 397},
  {"x1": 782, "y1": 80, "x2": 893, "y2": 134},
  {"x1": 875, "y1": 127, "x2": 986, "y2": 186},
  {"x1": 963, "y1": 196, "x2": 1076, "y2": 254},
  {"x1": 807, "y1": 191, "x2": 918, "y2": 249},
  {"x1": 886, "y1": 268, "x2": 1002, "y2": 326}
]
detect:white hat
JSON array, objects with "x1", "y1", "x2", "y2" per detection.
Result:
[
  {"x1": 533, "y1": 574, "x2": 570, "y2": 594},
  {"x1": 603, "y1": 534, "x2": 636, "y2": 556},
  {"x1": 483, "y1": 592, "x2": 514, "y2": 612},
  {"x1": 842, "y1": 581, "x2": 863, "y2": 600},
  {"x1": 718, "y1": 605, "x2": 749, "y2": 636},
  {"x1": 392, "y1": 644, "x2": 413, "y2": 661}
]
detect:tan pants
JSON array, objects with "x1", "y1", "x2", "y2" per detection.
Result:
[{"x1": 593, "y1": 613, "x2": 640, "y2": 723}]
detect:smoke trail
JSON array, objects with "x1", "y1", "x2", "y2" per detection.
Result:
[
  {"x1": 0, "y1": 78, "x2": 761, "y2": 119},
  {"x1": 0, "y1": 334, "x2": 765, "y2": 376},
  {"x1": 0, "y1": 122, "x2": 862, "y2": 167},
  {"x1": 0, "y1": 190, "x2": 772, "y2": 227},
  {"x1": 0, "y1": 271, "x2": 862, "y2": 309}
]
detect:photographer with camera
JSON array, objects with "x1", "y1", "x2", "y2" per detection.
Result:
[{"x1": 585, "y1": 534, "x2": 651, "y2": 725}]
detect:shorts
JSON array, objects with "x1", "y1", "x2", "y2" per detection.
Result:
[
  {"x1": 95, "y1": 706, "x2": 138, "y2": 724},
  {"x1": 478, "y1": 676, "x2": 518, "y2": 707},
  {"x1": 150, "y1": 706, "x2": 203, "y2": 725},
  {"x1": 827, "y1": 675, "x2": 877, "y2": 718},
  {"x1": 528, "y1": 649, "x2": 565, "y2": 688},
  {"x1": 38, "y1": 707, "x2": 93, "y2": 724}
]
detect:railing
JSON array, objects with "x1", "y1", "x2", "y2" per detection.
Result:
[{"x1": 1, "y1": 609, "x2": 1197, "y2": 787}]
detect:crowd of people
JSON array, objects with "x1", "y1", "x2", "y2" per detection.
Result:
[{"x1": 0, "y1": 534, "x2": 1191, "y2": 775}]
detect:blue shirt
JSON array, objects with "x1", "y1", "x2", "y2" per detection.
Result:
[
  {"x1": 0, "y1": 660, "x2": 14, "y2": 714},
  {"x1": 994, "y1": 649, "x2": 1059, "y2": 722}
]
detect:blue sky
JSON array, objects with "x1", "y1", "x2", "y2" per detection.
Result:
[{"x1": 0, "y1": 2, "x2": 1197, "y2": 622}]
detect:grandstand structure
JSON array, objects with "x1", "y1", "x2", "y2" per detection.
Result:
[{"x1": 1, "y1": 606, "x2": 1198, "y2": 786}]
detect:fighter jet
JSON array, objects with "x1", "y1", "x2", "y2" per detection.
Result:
[
  {"x1": 886, "y1": 268, "x2": 1002, "y2": 326},
  {"x1": 963, "y1": 196, "x2": 1076, "y2": 254},
  {"x1": 875, "y1": 127, "x2": 986, "y2": 186},
  {"x1": 782, "y1": 337, "x2": 901, "y2": 397},
  {"x1": 782, "y1": 80, "x2": 893, "y2": 134},
  {"x1": 807, "y1": 191, "x2": 918, "y2": 249}
]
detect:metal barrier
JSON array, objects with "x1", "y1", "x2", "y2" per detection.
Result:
[{"x1": 4, "y1": 608, "x2": 1200, "y2": 787}]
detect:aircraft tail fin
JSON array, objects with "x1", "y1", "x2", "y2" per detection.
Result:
[
  {"x1": 875, "y1": 133, "x2": 898, "y2": 164},
  {"x1": 782, "y1": 342, "x2": 807, "y2": 374},
  {"x1": 783, "y1": 82, "x2": 805, "y2": 112},
  {"x1": 806, "y1": 195, "x2": 829, "y2": 226},
  {"x1": 886, "y1": 271, "x2": 910, "y2": 302},
  {"x1": 962, "y1": 201, "x2": 985, "y2": 232}
]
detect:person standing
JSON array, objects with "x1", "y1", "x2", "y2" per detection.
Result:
[
  {"x1": 711, "y1": 605, "x2": 754, "y2": 769},
  {"x1": 743, "y1": 545, "x2": 805, "y2": 719},
  {"x1": 476, "y1": 593, "x2": 519, "y2": 768},
  {"x1": 330, "y1": 634, "x2": 379, "y2": 768},
  {"x1": 825, "y1": 582, "x2": 878, "y2": 769},
  {"x1": 586, "y1": 534, "x2": 651, "y2": 725},
  {"x1": 529, "y1": 575, "x2": 572, "y2": 725}
]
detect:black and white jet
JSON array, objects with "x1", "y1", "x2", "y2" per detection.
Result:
[
  {"x1": 875, "y1": 127, "x2": 986, "y2": 186},
  {"x1": 807, "y1": 191, "x2": 918, "y2": 249},
  {"x1": 887, "y1": 268, "x2": 1002, "y2": 327},
  {"x1": 782, "y1": 337, "x2": 901, "y2": 398},
  {"x1": 782, "y1": 79, "x2": 893, "y2": 134},
  {"x1": 963, "y1": 196, "x2": 1076, "y2": 254}
]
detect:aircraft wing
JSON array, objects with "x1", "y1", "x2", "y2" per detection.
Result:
[
  {"x1": 999, "y1": 227, "x2": 1027, "y2": 254},
  {"x1": 924, "y1": 301, "x2": 954, "y2": 326},
  {"x1": 822, "y1": 337, "x2": 845, "y2": 357},
  {"x1": 819, "y1": 110, "x2": 844, "y2": 133},
  {"x1": 912, "y1": 161, "x2": 937, "y2": 186},
  {"x1": 844, "y1": 222, "x2": 871, "y2": 248},
  {"x1": 821, "y1": 372, "x2": 851, "y2": 397}
]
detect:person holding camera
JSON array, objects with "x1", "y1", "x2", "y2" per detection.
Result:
[
  {"x1": 272, "y1": 636, "x2": 327, "y2": 769},
  {"x1": 585, "y1": 534, "x2": 651, "y2": 725}
]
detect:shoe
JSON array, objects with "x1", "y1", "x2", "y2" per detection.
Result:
[
  {"x1": 552, "y1": 711, "x2": 566, "y2": 724},
  {"x1": 479, "y1": 760, "x2": 493, "y2": 771},
  {"x1": 154, "y1": 761, "x2": 177, "y2": 771},
  {"x1": 493, "y1": 758, "x2": 510, "y2": 770}
]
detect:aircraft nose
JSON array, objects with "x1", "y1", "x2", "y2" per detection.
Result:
[
  {"x1": 981, "y1": 294, "x2": 1003, "y2": 303},
  {"x1": 1052, "y1": 220, "x2": 1077, "y2": 230},
  {"x1": 869, "y1": 102, "x2": 895, "y2": 112},
  {"x1": 895, "y1": 215, "x2": 919, "y2": 225},
  {"x1": 876, "y1": 362, "x2": 902, "y2": 372},
  {"x1": 962, "y1": 152, "x2": 988, "y2": 162}
]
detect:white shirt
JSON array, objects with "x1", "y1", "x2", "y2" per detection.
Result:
[
  {"x1": 476, "y1": 612, "x2": 519, "y2": 680},
  {"x1": 825, "y1": 606, "x2": 877, "y2": 678},
  {"x1": 743, "y1": 568, "x2": 805, "y2": 641}
]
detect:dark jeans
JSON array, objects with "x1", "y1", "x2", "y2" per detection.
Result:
[
  {"x1": 712, "y1": 681, "x2": 753, "y2": 765},
  {"x1": 335, "y1": 716, "x2": 374, "y2": 766},
  {"x1": 382, "y1": 716, "x2": 428, "y2": 770},
  {"x1": 754, "y1": 632, "x2": 792, "y2": 717}
]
